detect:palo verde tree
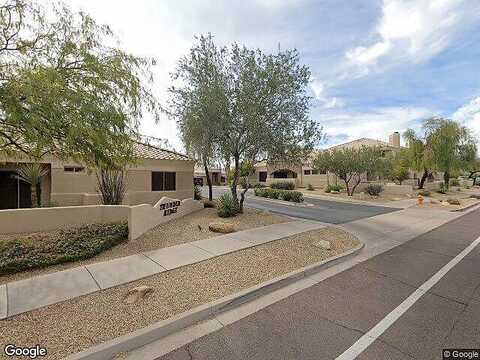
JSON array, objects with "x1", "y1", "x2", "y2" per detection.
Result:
[
  {"x1": 0, "y1": 0, "x2": 160, "y2": 169},
  {"x1": 403, "y1": 128, "x2": 433, "y2": 189},
  {"x1": 423, "y1": 117, "x2": 477, "y2": 188},
  {"x1": 170, "y1": 34, "x2": 228, "y2": 201},
  {"x1": 313, "y1": 146, "x2": 384, "y2": 196}
]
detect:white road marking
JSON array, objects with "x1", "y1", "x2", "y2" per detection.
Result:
[{"x1": 336, "y1": 236, "x2": 480, "y2": 360}]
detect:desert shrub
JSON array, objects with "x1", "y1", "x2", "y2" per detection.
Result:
[
  {"x1": 254, "y1": 183, "x2": 267, "y2": 189},
  {"x1": 193, "y1": 185, "x2": 202, "y2": 200},
  {"x1": 418, "y1": 190, "x2": 431, "y2": 197},
  {"x1": 255, "y1": 188, "x2": 304, "y2": 203},
  {"x1": 0, "y1": 223, "x2": 128, "y2": 275},
  {"x1": 436, "y1": 182, "x2": 448, "y2": 194},
  {"x1": 216, "y1": 193, "x2": 239, "y2": 218},
  {"x1": 306, "y1": 184, "x2": 315, "y2": 191},
  {"x1": 449, "y1": 178, "x2": 460, "y2": 187},
  {"x1": 365, "y1": 184, "x2": 384, "y2": 196},
  {"x1": 325, "y1": 184, "x2": 343, "y2": 193},
  {"x1": 203, "y1": 200, "x2": 216, "y2": 208},
  {"x1": 270, "y1": 182, "x2": 295, "y2": 190}
]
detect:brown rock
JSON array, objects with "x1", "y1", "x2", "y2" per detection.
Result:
[
  {"x1": 208, "y1": 222, "x2": 236, "y2": 233},
  {"x1": 447, "y1": 198, "x2": 461, "y2": 205},
  {"x1": 123, "y1": 286, "x2": 153, "y2": 304}
]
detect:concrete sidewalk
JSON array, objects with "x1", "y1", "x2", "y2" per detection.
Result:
[{"x1": 0, "y1": 220, "x2": 325, "y2": 319}]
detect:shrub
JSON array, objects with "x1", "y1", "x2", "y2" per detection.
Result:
[
  {"x1": 306, "y1": 184, "x2": 315, "y2": 191},
  {"x1": 270, "y1": 182, "x2": 295, "y2": 190},
  {"x1": 216, "y1": 193, "x2": 239, "y2": 218},
  {"x1": 0, "y1": 223, "x2": 128, "y2": 275},
  {"x1": 418, "y1": 190, "x2": 431, "y2": 197},
  {"x1": 450, "y1": 178, "x2": 460, "y2": 187},
  {"x1": 193, "y1": 185, "x2": 202, "y2": 200},
  {"x1": 255, "y1": 188, "x2": 304, "y2": 203},
  {"x1": 365, "y1": 184, "x2": 384, "y2": 196},
  {"x1": 325, "y1": 184, "x2": 343, "y2": 193},
  {"x1": 254, "y1": 183, "x2": 267, "y2": 189},
  {"x1": 436, "y1": 182, "x2": 448, "y2": 194}
]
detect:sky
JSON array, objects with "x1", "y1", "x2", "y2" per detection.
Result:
[{"x1": 64, "y1": 0, "x2": 480, "y2": 151}]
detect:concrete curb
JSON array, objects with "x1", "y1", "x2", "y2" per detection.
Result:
[{"x1": 65, "y1": 242, "x2": 364, "y2": 360}]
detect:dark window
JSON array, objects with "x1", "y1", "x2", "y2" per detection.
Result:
[
  {"x1": 152, "y1": 171, "x2": 176, "y2": 191},
  {"x1": 304, "y1": 170, "x2": 311, "y2": 175},
  {"x1": 312, "y1": 169, "x2": 319, "y2": 175},
  {"x1": 64, "y1": 166, "x2": 84, "y2": 173}
]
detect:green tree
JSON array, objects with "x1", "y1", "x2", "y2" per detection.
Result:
[
  {"x1": 15, "y1": 162, "x2": 48, "y2": 206},
  {"x1": 313, "y1": 146, "x2": 384, "y2": 196},
  {"x1": 423, "y1": 118, "x2": 477, "y2": 188},
  {"x1": 170, "y1": 34, "x2": 227, "y2": 201},
  {"x1": 0, "y1": 0, "x2": 160, "y2": 168},
  {"x1": 403, "y1": 128, "x2": 433, "y2": 189}
]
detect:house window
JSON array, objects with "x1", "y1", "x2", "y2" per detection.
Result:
[
  {"x1": 259, "y1": 171, "x2": 267, "y2": 182},
  {"x1": 152, "y1": 171, "x2": 176, "y2": 191},
  {"x1": 304, "y1": 170, "x2": 311, "y2": 175},
  {"x1": 311, "y1": 169, "x2": 319, "y2": 175},
  {"x1": 64, "y1": 166, "x2": 84, "y2": 173}
]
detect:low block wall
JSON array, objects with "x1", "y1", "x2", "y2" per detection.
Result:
[
  {"x1": 128, "y1": 197, "x2": 203, "y2": 241},
  {"x1": 382, "y1": 183, "x2": 414, "y2": 196},
  {"x1": 0, "y1": 205, "x2": 130, "y2": 234}
]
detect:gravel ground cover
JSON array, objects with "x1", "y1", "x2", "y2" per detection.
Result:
[
  {"x1": 0, "y1": 208, "x2": 288, "y2": 284},
  {"x1": 0, "y1": 227, "x2": 359, "y2": 360}
]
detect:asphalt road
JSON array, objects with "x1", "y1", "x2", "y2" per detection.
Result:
[
  {"x1": 160, "y1": 208, "x2": 480, "y2": 360},
  {"x1": 202, "y1": 187, "x2": 399, "y2": 224}
]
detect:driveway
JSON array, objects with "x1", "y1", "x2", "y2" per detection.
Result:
[
  {"x1": 159, "y1": 208, "x2": 480, "y2": 360},
  {"x1": 203, "y1": 186, "x2": 399, "y2": 224}
]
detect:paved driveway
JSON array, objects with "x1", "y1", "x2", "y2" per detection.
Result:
[
  {"x1": 159, "y1": 209, "x2": 480, "y2": 360},
  {"x1": 203, "y1": 186, "x2": 399, "y2": 224}
]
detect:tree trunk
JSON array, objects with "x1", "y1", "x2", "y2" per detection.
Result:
[
  {"x1": 343, "y1": 178, "x2": 350, "y2": 196},
  {"x1": 418, "y1": 169, "x2": 429, "y2": 189},
  {"x1": 443, "y1": 171, "x2": 450, "y2": 189},
  {"x1": 350, "y1": 175, "x2": 362, "y2": 196},
  {"x1": 30, "y1": 185, "x2": 37, "y2": 207},
  {"x1": 230, "y1": 155, "x2": 240, "y2": 204},
  {"x1": 239, "y1": 186, "x2": 248, "y2": 213},
  {"x1": 204, "y1": 162, "x2": 213, "y2": 201},
  {"x1": 36, "y1": 183, "x2": 42, "y2": 207}
]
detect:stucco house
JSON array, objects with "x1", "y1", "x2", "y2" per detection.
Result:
[
  {"x1": 251, "y1": 132, "x2": 403, "y2": 188},
  {"x1": 194, "y1": 167, "x2": 227, "y2": 186},
  {"x1": 0, "y1": 143, "x2": 194, "y2": 209}
]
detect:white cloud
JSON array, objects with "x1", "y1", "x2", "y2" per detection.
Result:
[
  {"x1": 310, "y1": 78, "x2": 345, "y2": 109},
  {"x1": 452, "y1": 97, "x2": 480, "y2": 142},
  {"x1": 344, "y1": 0, "x2": 477, "y2": 77},
  {"x1": 320, "y1": 106, "x2": 434, "y2": 147}
]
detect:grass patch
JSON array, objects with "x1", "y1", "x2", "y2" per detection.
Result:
[{"x1": 0, "y1": 223, "x2": 128, "y2": 275}]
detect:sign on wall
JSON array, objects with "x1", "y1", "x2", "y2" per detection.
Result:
[{"x1": 158, "y1": 200, "x2": 181, "y2": 216}]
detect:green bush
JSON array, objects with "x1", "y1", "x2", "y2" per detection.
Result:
[
  {"x1": 325, "y1": 184, "x2": 343, "y2": 193},
  {"x1": 0, "y1": 223, "x2": 128, "y2": 275},
  {"x1": 255, "y1": 188, "x2": 304, "y2": 203},
  {"x1": 270, "y1": 182, "x2": 295, "y2": 190},
  {"x1": 418, "y1": 190, "x2": 431, "y2": 197},
  {"x1": 193, "y1": 185, "x2": 202, "y2": 200},
  {"x1": 216, "y1": 193, "x2": 239, "y2": 218},
  {"x1": 254, "y1": 183, "x2": 267, "y2": 189},
  {"x1": 306, "y1": 184, "x2": 315, "y2": 191},
  {"x1": 436, "y1": 182, "x2": 448, "y2": 194},
  {"x1": 365, "y1": 184, "x2": 384, "y2": 196}
]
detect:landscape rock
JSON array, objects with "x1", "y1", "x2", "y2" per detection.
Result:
[
  {"x1": 208, "y1": 222, "x2": 236, "y2": 233},
  {"x1": 123, "y1": 286, "x2": 153, "y2": 304},
  {"x1": 447, "y1": 198, "x2": 461, "y2": 205},
  {"x1": 314, "y1": 240, "x2": 332, "y2": 250}
]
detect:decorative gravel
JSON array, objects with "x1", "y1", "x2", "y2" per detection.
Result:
[
  {"x1": 0, "y1": 208, "x2": 288, "y2": 284},
  {"x1": 0, "y1": 227, "x2": 359, "y2": 360}
]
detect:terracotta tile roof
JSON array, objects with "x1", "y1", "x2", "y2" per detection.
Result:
[{"x1": 134, "y1": 143, "x2": 191, "y2": 161}]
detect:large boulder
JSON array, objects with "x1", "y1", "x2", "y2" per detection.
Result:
[
  {"x1": 314, "y1": 240, "x2": 332, "y2": 250},
  {"x1": 209, "y1": 222, "x2": 236, "y2": 233}
]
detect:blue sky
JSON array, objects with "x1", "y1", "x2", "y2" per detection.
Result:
[{"x1": 65, "y1": 0, "x2": 480, "y2": 150}]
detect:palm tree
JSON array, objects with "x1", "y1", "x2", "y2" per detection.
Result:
[{"x1": 15, "y1": 163, "x2": 49, "y2": 207}]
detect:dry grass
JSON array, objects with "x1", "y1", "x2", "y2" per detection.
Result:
[
  {"x1": 0, "y1": 208, "x2": 288, "y2": 284},
  {"x1": 0, "y1": 227, "x2": 359, "y2": 360}
]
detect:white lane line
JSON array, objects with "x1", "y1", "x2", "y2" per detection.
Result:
[{"x1": 336, "y1": 235, "x2": 480, "y2": 360}]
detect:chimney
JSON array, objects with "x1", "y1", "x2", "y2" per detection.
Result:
[{"x1": 389, "y1": 131, "x2": 400, "y2": 148}]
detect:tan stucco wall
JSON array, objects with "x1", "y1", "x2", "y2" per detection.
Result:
[{"x1": 0, "y1": 205, "x2": 129, "y2": 234}]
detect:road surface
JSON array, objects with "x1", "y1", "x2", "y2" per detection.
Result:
[
  {"x1": 203, "y1": 186, "x2": 399, "y2": 224},
  {"x1": 160, "y1": 208, "x2": 480, "y2": 360}
]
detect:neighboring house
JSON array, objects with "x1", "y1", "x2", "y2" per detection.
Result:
[
  {"x1": 0, "y1": 143, "x2": 194, "y2": 209},
  {"x1": 194, "y1": 167, "x2": 227, "y2": 186},
  {"x1": 252, "y1": 132, "x2": 403, "y2": 188}
]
